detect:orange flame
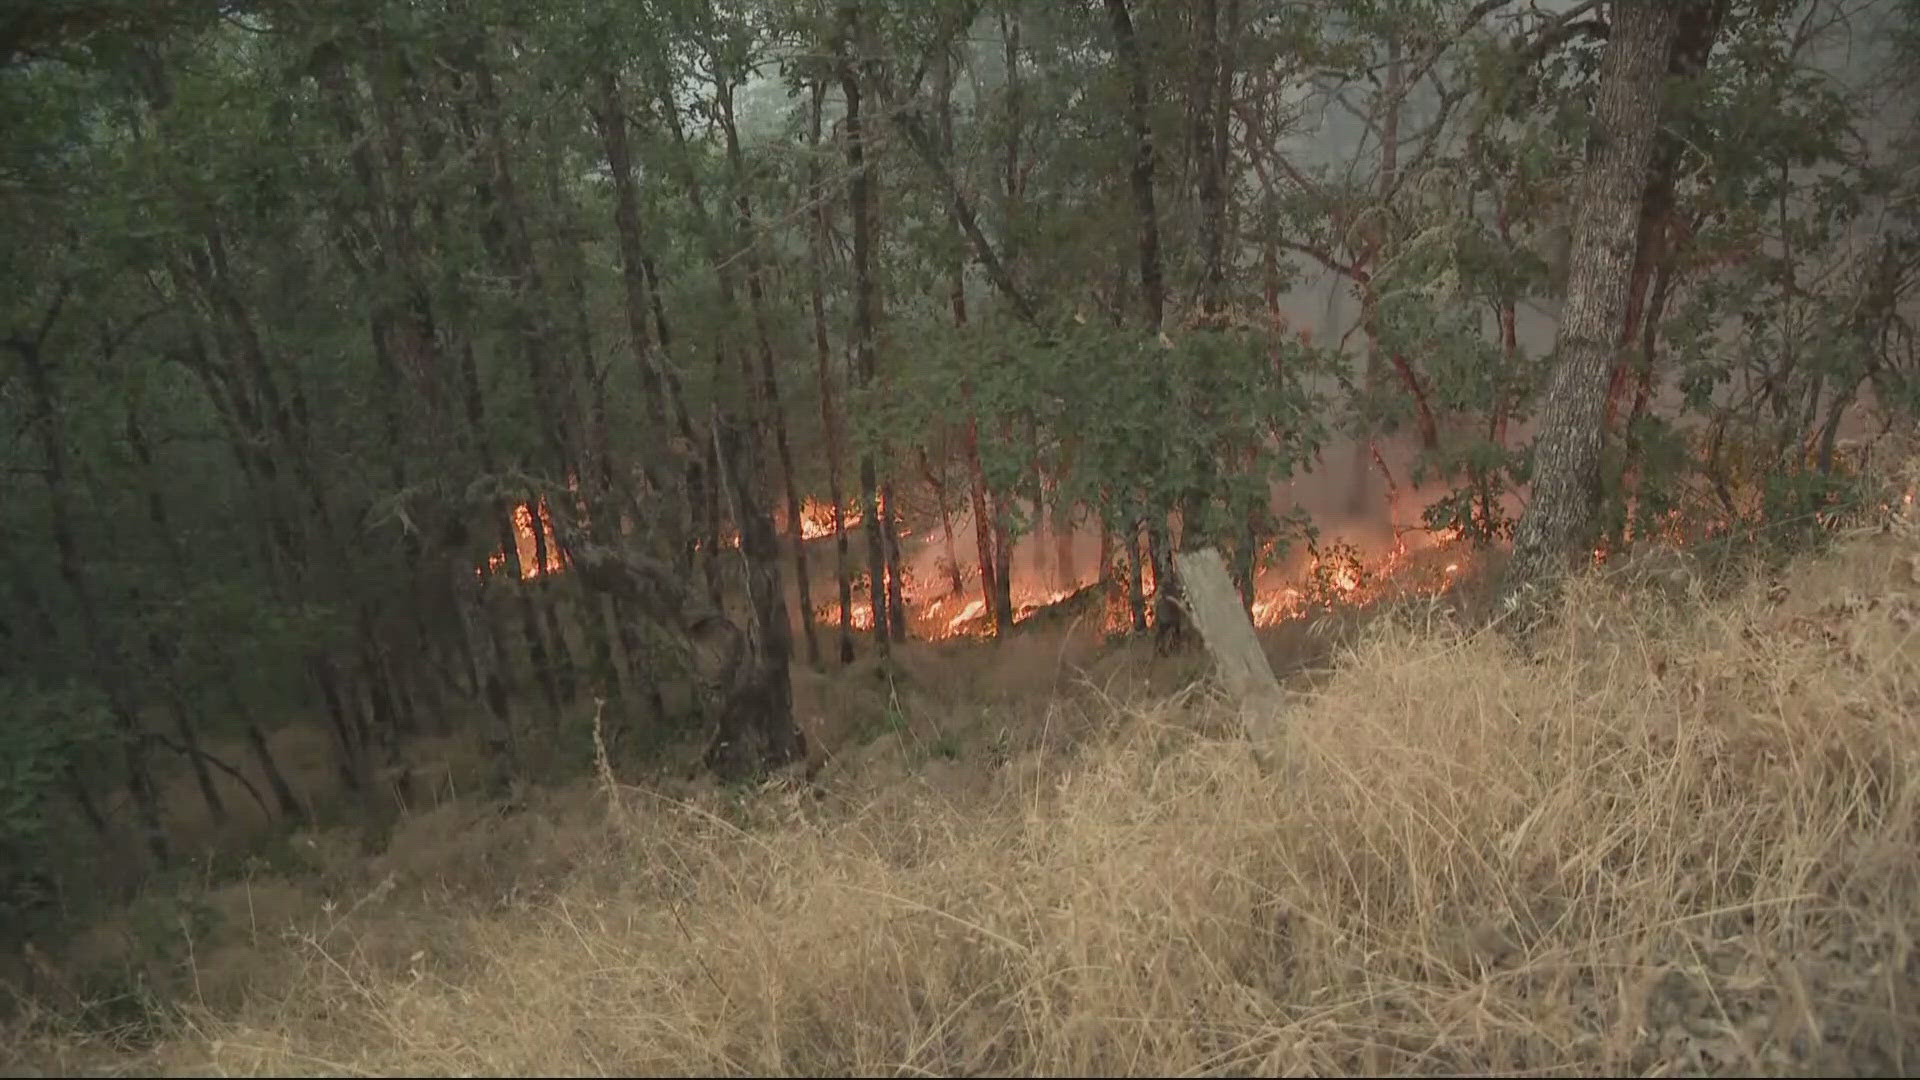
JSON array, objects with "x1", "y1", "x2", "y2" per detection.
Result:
[{"x1": 475, "y1": 497, "x2": 566, "y2": 580}]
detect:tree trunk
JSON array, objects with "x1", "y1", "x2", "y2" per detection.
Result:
[
  {"x1": 65, "y1": 764, "x2": 109, "y2": 839},
  {"x1": 921, "y1": 447, "x2": 967, "y2": 597},
  {"x1": 1000, "y1": 3, "x2": 1023, "y2": 267},
  {"x1": 1107, "y1": 0, "x2": 1181, "y2": 645},
  {"x1": 883, "y1": 481, "x2": 909, "y2": 639},
  {"x1": 246, "y1": 722, "x2": 305, "y2": 823},
  {"x1": 933, "y1": 43, "x2": 1008, "y2": 639},
  {"x1": 9, "y1": 321, "x2": 168, "y2": 866},
  {"x1": 838, "y1": 12, "x2": 893, "y2": 654},
  {"x1": 806, "y1": 81, "x2": 857, "y2": 665},
  {"x1": 705, "y1": 413, "x2": 806, "y2": 780},
  {"x1": 125, "y1": 409, "x2": 228, "y2": 824},
  {"x1": 967, "y1": 418, "x2": 1005, "y2": 636},
  {"x1": 1605, "y1": 0, "x2": 1729, "y2": 431},
  {"x1": 1105, "y1": 0, "x2": 1165, "y2": 332},
  {"x1": 527, "y1": 494, "x2": 577, "y2": 707},
  {"x1": 1194, "y1": 0, "x2": 1238, "y2": 319},
  {"x1": 715, "y1": 71, "x2": 820, "y2": 669},
  {"x1": 591, "y1": 70, "x2": 703, "y2": 566},
  {"x1": 1126, "y1": 514, "x2": 1150, "y2": 633},
  {"x1": 1501, "y1": 3, "x2": 1690, "y2": 606}
]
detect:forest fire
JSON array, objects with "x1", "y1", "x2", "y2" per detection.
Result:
[
  {"x1": 796, "y1": 497, "x2": 859, "y2": 540},
  {"x1": 477, "y1": 498, "x2": 566, "y2": 581},
  {"x1": 805, "y1": 518, "x2": 1482, "y2": 644}
]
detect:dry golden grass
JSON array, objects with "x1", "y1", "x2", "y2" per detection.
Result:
[{"x1": 12, "y1": 504, "x2": 1920, "y2": 1076}]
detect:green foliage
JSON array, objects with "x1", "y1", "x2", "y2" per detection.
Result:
[
  {"x1": 0, "y1": 681, "x2": 112, "y2": 921},
  {"x1": 2, "y1": 0, "x2": 1918, "y2": 973}
]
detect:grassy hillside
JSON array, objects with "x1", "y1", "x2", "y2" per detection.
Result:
[{"x1": 9, "y1": 503, "x2": 1920, "y2": 1076}]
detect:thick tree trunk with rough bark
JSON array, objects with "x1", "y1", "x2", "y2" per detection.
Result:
[{"x1": 1501, "y1": 3, "x2": 1687, "y2": 607}]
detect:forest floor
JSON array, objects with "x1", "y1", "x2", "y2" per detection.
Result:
[{"x1": 8, "y1": 507, "x2": 1920, "y2": 1076}]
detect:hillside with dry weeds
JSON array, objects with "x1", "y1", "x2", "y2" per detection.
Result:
[{"x1": 6, "y1": 500, "x2": 1917, "y2": 1077}]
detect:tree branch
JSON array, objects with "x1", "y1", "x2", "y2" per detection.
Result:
[{"x1": 891, "y1": 108, "x2": 1038, "y2": 323}]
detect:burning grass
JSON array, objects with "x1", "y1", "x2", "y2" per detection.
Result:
[{"x1": 12, "y1": 504, "x2": 1920, "y2": 1076}]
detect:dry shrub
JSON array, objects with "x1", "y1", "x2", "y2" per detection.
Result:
[{"x1": 34, "y1": 507, "x2": 1920, "y2": 1076}]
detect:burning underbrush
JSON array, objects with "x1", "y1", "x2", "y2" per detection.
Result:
[
  {"x1": 814, "y1": 520, "x2": 1484, "y2": 642},
  {"x1": 15, "y1": 488, "x2": 1920, "y2": 1076}
]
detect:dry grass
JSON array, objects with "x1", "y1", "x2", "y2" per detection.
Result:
[{"x1": 12, "y1": 506, "x2": 1920, "y2": 1076}]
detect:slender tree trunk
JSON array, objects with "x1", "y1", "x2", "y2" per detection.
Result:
[
  {"x1": 1605, "y1": 0, "x2": 1729, "y2": 430},
  {"x1": 125, "y1": 410, "x2": 230, "y2": 824},
  {"x1": 1501, "y1": 3, "x2": 1691, "y2": 605},
  {"x1": 459, "y1": 325, "x2": 557, "y2": 726},
  {"x1": 1125, "y1": 514, "x2": 1149, "y2": 633},
  {"x1": 715, "y1": 73, "x2": 820, "y2": 668},
  {"x1": 838, "y1": 14, "x2": 892, "y2": 654},
  {"x1": 244, "y1": 723, "x2": 304, "y2": 822},
  {"x1": 1000, "y1": 2, "x2": 1024, "y2": 265},
  {"x1": 9, "y1": 324, "x2": 168, "y2": 865},
  {"x1": 1107, "y1": 0, "x2": 1181, "y2": 645},
  {"x1": 989, "y1": 420, "x2": 1017, "y2": 631},
  {"x1": 592, "y1": 70, "x2": 703, "y2": 567},
  {"x1": 806, "y1": 83, "x2": 856, "y2": 665},
  {"x1": 1194, "y1": 0, "x2": 1237, "y2": 320},
  {"x1": 933, "y1": 43, "x2": 1007, "y2": 639},
  {"x1": 472, "y1": 57, "x2": 580, "y2": 710},
  {"x1": 527, "y1": 495, "x2": 576, "y2": 707},
  {"x1": 1106, "y1": 0, "x2": 1165, "y2": 331},
  {"x1": 921, "y1": 447, "x2": 967, "y2": 597},
  {"x1": 967, "y1": 419, "x2": 1005, "y2": 636},
  {"x1": 65, "y1": 764, "x2": 109, "y2": 839},
  {"x1": 883, "y1": 481, "x2": 908, "y2": 639}
]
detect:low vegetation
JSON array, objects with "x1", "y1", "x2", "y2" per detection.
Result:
[{"x1": 9, "y1": 495, "x2": 1918, "y2": 1076}]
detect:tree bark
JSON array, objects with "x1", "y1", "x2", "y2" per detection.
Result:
[
  {"x1": 1194, "y1": 0, "x2": 1239, "y2": 320},
  {"x1": 837, "y1": 9, "x2": 893, "y2": 654},
  {"x1": 7, "y1": 308, "x2": 168, "y2": 866},
  {"x1": 707, "y1": 414, "x2": 807, "y2": 779},
  {"x1": 123, "y1": 408, "x2": 227, "y2": 825},
  {"x1": 1605, "y1": 0, "x2": 1729, "y2": 431},
  {"x1": 591, "y1": 69, "x2": 704, "y2": 567},
  {"x1": 1105, "y1": 0, "x2": 1165, "y2": 332},
  {"x1": 715, "y1": 70, "x2": 820, "y2": 669},
  {"x1": 806, "y1": 80, "x2": 857, "y2": 665},
  {"x1": 1501, "y1": 3, "x2": 1689, "y2": 606}
]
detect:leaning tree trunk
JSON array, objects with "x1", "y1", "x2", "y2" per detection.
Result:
[
  {"x1": 1500, "y1": 3, "x2": 1690, "y2": 608},
  {"x1": 11, "y1": 320, "x2": 169, "y2": 866}
]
